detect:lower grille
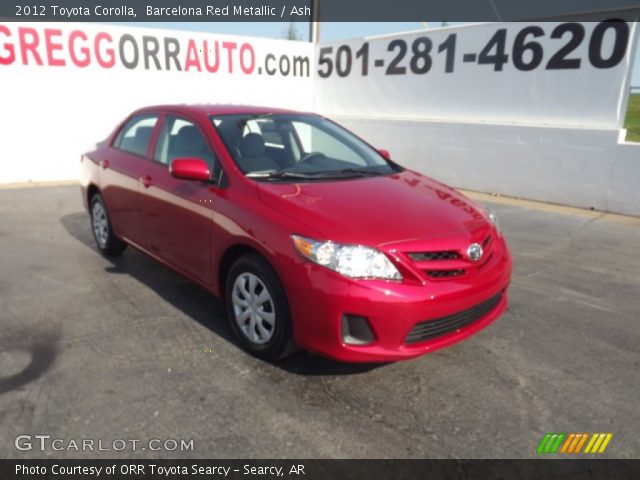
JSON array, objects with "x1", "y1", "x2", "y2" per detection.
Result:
[
  {"x1": 405, "y1": 292, "x2": 503, "y2": 344},
  {"x1": 425, "y1": 269, "x2": 465, "y2": 278}
]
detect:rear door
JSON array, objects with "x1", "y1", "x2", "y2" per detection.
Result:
[
  {"x1": 101, "y1": 114, "x2": 159, "y2": 247},
  {"x1": 138, "y1": 113, "x2": 218, "y2": 286}
]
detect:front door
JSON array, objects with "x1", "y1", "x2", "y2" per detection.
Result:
[{"x1": 138, "y1": 114, "x2": 218, "y2": 286}]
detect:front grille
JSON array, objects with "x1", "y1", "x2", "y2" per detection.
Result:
[
  {"x1": 408, "y1": 251, "x2": 460, "y2": 261},
  {"x1": 425, "y1": 269, "x2": 465, "y2": 278},
  {"x1": 405, "y1": 292, "x2": 503, "y2": 344}
]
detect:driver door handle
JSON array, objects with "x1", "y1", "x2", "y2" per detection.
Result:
[{"x1": 140, "y1": 175, "x2": 152, "y2": 188}]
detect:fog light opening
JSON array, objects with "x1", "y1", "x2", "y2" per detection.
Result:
[{"x1": 342, "y1": 314, "x2": 375, "y2": 346}]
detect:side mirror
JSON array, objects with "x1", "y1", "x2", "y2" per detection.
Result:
[
  {"x1": 378, "y1": 149, "x2": 391, "y2": 160},
  {"x1": 170, "y1": 158, "x2": 211, "y2": 181}
]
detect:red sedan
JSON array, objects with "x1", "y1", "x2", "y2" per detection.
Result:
[{"x1": 80, "y1": 105, "x2": 511, "y2": 362}]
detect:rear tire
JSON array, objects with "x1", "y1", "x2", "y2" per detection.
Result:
[
  {"x1": 225, "y1": 253, "x2": 297, "y2": 361},
  {"x1": 90, "y1": 193, "x2": 127, "y2": 257}
]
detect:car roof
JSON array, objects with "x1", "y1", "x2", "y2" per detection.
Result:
[{"x1": 133, "y1": 104, "x2": 313, "y2": 117}]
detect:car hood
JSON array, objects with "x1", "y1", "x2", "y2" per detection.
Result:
[{"x1": 256, "y1": 170, "x2": 489, "y2": 247}]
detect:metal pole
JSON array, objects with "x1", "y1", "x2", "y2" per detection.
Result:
[{"x1": 309, "y1": 0, "x2": 320, "y2": 43}]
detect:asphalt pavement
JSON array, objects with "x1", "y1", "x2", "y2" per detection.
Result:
[{"x1": 0, "y1": 185, "x2": 638, "y2": 459}]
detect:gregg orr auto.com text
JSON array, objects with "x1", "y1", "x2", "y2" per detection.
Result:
[{"x1": 0, "y1": 24, "x2": 310, "y2": 77}]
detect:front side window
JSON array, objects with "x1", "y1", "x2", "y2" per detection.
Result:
[
  {"x1": 114, "y1": 115, "x2": 158, "y2": 157},
  {"x1": 210, "y1": 113, "x2": 400, "y2": 181},
  {"x1": 292, "y1": 121, "x2": 365, "y2": 166},
  {"x1": 154, "y1": 115, "x2": 216, "y2": 171}
]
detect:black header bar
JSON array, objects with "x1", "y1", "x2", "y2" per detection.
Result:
[
  {"x1": 1, "y1": 0, "x2": 640, "y2": 22},
  {"x1": 2, "y1": 459, "x2": 640, "y2": 480}
]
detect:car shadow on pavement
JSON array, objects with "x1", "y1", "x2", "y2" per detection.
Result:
[
  {"x1": 60, "y1": 212, "x2": 388, "y2": 376},
  {"x1": 276, "y1": 351, "x2": 388, "y2": 376}
]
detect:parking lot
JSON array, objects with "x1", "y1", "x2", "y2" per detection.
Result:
[{"x1": 1, "y1": 184, "x2": 639, "y2": 458}]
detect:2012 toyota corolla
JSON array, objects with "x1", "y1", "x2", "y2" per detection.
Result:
[{"x1": 80, "y1": 105, "x2": 511, "y2": 362}]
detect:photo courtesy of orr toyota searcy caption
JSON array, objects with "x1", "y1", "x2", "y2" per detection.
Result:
[{"x1": 15, "y1": 463, "x2": 301, "y2": 476}]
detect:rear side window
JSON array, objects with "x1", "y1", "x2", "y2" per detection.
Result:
[
  {"x1": 114, "y1": 115, "x2": 158, "y2": 157},
  {"x1": 154, "y1": 115, "x2": 216, "y2": 170}
]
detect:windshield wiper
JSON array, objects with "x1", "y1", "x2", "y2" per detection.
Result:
[
  {"x1": 246, "y1": 168, "x2": 387, "y2": 181},
  {"x1": 246, "y1": 171, "x2": 328, "y2": 180},
  {"x1": 336, "y1": 168, "x2": 386, "y2": 176}
]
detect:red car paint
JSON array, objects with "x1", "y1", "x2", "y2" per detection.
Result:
[{"x1": 80, "y1": 105, "x2": 511, "y2": 362}]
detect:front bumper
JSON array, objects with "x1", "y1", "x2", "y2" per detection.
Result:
[{"x1": 283, "y1": 235, "x2": 512, "y2": 362}]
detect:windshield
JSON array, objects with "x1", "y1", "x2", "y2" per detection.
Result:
[{"x1": 209, "y1": 113, "x2": 400, "y2": 181}]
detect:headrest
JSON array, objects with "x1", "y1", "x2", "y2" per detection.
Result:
[
  {"x1": 134, "y1": 126, "x2": 153, "y2": 143},
  {"x1": 216, "y1": 121, "x2": 242, "y2": 146},
  {"x1": 239, "y1": 133, "x2": 266, "y2": 157},
  {"x1": 174, "y1": 126, "x2": 205, "y2": 153}
]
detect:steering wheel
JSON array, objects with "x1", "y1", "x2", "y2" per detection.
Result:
[{"x1": 298, "y1": 152, "x2": 326, "y2": 165}]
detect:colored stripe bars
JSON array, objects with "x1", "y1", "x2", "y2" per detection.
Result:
[{"x1": 537, "y1": 433, "x2": 613, "y2": 454}]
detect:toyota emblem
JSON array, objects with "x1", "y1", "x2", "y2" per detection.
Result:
[{"x1": 467, "y1": 243, "x2": 483, "y2": 262}]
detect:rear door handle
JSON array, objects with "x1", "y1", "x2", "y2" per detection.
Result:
[
  {"x1": 99, "y1": 159, "x2": 110, "y2": 169},
  {"x1": 140, "y1": 175, "x2": 152, "y2": 188}
]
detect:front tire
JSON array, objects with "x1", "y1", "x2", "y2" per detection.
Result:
[
  {"x1": 90, "y1": 193, "x2": 127, "y2": 256},
  {"x1": 225, "y1": 253, "x2": 297, "y2": 361}
]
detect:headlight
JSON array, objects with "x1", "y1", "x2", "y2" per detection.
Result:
[
  {"x1": 292, "y1": 235, "x2": 402, "y2": 280},
  {"x1": 484, "y1": 206, "x2": 500, "y2": 233}
]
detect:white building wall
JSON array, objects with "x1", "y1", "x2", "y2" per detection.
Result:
[{"x1": 336, "y1": 116, "x2": 640, "y2": 216}]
